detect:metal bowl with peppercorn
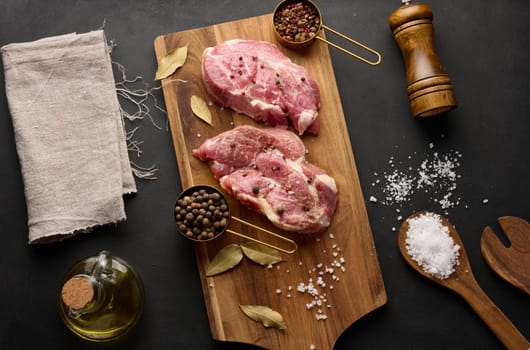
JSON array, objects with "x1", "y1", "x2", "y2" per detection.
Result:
[
  {"x1": 272, "y1": 0, "x2": 381, "y2": 65},
  {"x1": 174, "y1": 185, "x2": 297, "y2": 253}
]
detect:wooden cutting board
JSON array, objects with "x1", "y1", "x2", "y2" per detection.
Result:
[{"x1": 154, "y1": 13, "x2": 386, "y2": 350}]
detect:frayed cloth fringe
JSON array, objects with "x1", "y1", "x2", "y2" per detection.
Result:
[{"x1": 109, "y1": 47, "x2": 167, "y2": 180}]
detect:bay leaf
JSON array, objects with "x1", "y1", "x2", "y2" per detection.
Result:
[
  {"x1": 155, "y1": 44, "x2": 188, "y2": 80},
  {"x1": 239, "y1": 304, "x2": 287, "y2": 330},
  {"x1": 190, "y1": 95, "x2": 212, "y2": 125},
  {"x1": 205, "y1": 244, "x2": 243, "y2": 277},
  {"x1": 241, "y1": 242, "x2": 282, "y2": 266}
]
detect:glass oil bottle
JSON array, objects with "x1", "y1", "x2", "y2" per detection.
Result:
[{"x1": 58, "y1": 250, "x2": 144, "y2": 342}]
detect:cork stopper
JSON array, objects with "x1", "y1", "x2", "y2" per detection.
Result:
[{"x1": 61, "y1": 276, "x2": 95, "y2": 310}]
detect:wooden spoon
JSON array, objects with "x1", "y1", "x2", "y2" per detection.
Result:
[
  {"x1": 398, "y1": 211, "x2": 529, "y2": 350},
  {"x1": 481, "y1": 216, "x2": 530, "y2": 294}
]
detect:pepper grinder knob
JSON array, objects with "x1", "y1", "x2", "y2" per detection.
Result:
[{"x1": 389, "y1": 2, "x2": 457, "y2": 118}]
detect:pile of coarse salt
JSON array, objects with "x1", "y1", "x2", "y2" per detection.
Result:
[
  {"x1": 369, "y1": 143, "x2": 464, "y2": 212},
  {"x1": 405, "y1": 212, "x2": 460, "y2": 279}
]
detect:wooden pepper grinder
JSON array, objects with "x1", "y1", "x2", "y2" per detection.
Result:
[{"x1": 389, "y1": 0, "x2": 457, "y2": 118}]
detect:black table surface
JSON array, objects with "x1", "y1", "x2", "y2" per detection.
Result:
[{"x1": 1, "y1": 1, "x2": 528, "y2": 349}]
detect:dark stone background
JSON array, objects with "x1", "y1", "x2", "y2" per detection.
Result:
[{"x1": 1, "y1": 1, "x2": 528, "y2": 349}]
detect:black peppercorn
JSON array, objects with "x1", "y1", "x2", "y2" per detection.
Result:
[{"x1": 175, "y1": 186, "x2": 231, "y2": 241}]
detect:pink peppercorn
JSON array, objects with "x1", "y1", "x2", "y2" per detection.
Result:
[{"x1": 274, "y1": 1, "x2": 320, "y2": 43}]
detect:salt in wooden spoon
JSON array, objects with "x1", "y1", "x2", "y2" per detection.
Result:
[
  {"x1": 398, "y1": 211, "x2": 529, "y2": 350},
  {"x1": 481, "y1": 216, "x2": 530, "y2": 294}
]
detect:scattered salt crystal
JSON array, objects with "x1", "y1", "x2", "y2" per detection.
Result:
[
  {"x1": 316, "y1": 276, "x2": 325, "y2": 287},
  {"x1": 439, "y1": 192, "x2": 454, "y2": 209},
  {"x1": 429, "y1": 142, "x2": 434, "y2": 149},
  {"x1": 383, "y1": 171, "x2": 415, "y2": 203},
  {"x1": 283, "y1": 235, "x2": 345, "y2": 322},
  {"x1": 369, "y1": 195, "x2": 378, "y2": 203},
  {"x1": 316, "y1": 313, "x2": 328, "y2": 320},
  {"x1": 310, "y1": 345, "x2": 316, "y2": 350},
  {"x1": 405, "y1": 212, "x2": 460, "y2": 279},
  {"x1": 483, "y1": 199, "x2": 489, "y2": 204},
  {"x1": 372, "y1": 148, "x2": 464, "y2": 211},
  {"x1": 297, "y1": 283, "x2": 306, "y2": 293}
]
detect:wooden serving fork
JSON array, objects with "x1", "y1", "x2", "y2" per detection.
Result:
[{"x1": 481, "y1": 216, "x2": 530, "y2": 295}]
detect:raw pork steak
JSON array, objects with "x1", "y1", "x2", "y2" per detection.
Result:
[
  {"x1": 201, "y1": 39, "x2": 320, "y2": 135},
  {"x1": 192, "y1": 126, "x2": 337, "y2": 234}
]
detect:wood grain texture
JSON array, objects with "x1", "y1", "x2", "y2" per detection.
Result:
[
  {"x1": 481, "y1": 216, "x2": 530, "y2": 295},
  {"x1": 154, "y1": 14, "x2": 386, "y2": 349},
  {"x1": 389, "y1": 3, "x2": 456, "y2": 118},
  {"x1": 398, "y1": 212, "x2": 529, "y2": 350}
]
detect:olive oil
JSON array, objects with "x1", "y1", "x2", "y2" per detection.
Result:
[{"x1": 58, "y1": 251, "x2": 144, "y2": 342}]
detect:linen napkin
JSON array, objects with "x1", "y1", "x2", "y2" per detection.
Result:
[{"x1": 1, "y1": 30, "x2": 136, "y2": 243}]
